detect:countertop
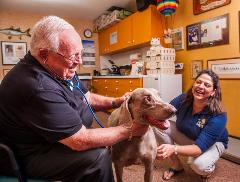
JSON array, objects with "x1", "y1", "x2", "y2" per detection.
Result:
[
  {"x1": 78, "y1": 74, "x2": 180, "y2": 79},
  {"x1": 92, "y1": 75, "x2": 144, "y2": 78},
  {"x1": 78, "y1": 75, "x2": 144, "y2": 79}
]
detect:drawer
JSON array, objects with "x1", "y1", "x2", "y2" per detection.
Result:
[
  {"x1": 93, "y1": 79, "x2": 114, "y2": 85},
  {"x1": 110, "y1": 78, "x2": 142, "y2": 87},
  {"x1": 114, "y1": 85, "x2": 142, "y2": 97},
  {"x1": 92, "y1": 78, "x2": 143, "y2": 97},
  {"x1": 119, "y1": 78, "x2": 142, "y2": 87}
]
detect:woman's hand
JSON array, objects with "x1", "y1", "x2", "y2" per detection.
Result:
[{"x1": 157, "y1": 144, "x2": 175, "y2": 160}]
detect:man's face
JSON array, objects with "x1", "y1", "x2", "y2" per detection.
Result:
[{"x1": 47, "y1": 29, "x2": 83, "y2": 80}]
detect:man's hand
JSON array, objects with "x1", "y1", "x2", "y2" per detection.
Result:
[
  {"x1": 112, "y1": 92, "x2": 132, "y2": 108},
  {"x1": 131, "y1": 122, "x2": 149, "y2": 137}
]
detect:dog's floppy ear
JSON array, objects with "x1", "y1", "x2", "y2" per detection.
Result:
[{"x1": 118, "y1": 95, "x2": 133, "y2": 127}]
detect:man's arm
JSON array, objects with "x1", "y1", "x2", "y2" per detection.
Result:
[
  {"x1": 59, "y1": 123, "x2": 148, "y2": 151},
  {"x1": 85, "y1": 91, "x2": 127, "y2": 111}
]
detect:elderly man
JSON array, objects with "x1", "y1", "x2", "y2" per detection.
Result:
[{"x1": 0, "y1": 16, "x2": 148, "y2": 182}]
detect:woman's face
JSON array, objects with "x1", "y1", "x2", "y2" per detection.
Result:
[{"x1": 192, "y1": 73, "x2": 215, "y2": 103}]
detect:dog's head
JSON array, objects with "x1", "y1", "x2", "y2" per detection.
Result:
[{"x1": 118, "y1": 88, "x2": 176, "y2": 130}]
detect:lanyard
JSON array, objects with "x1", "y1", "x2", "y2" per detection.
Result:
[{"x1": 64, "y1": 75, "x2": 104, "y2": 128}]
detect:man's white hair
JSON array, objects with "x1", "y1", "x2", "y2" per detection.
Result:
[{"x1": 30, "y1": 16, "x2": 74, "y2": 59}]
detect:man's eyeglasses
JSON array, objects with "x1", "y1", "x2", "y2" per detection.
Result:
[{"x1": 54, "y1": 50, "x2": 83, "y2": 63}]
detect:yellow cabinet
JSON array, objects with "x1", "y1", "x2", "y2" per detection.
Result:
[
  {"x1": 99, "y1": 24, "x2": 119, "y2": 54},
  {"x1": 92, "y1": 78, "x2": 143, "y2": 97},
  {"x1": 98, "y1": 5, "x2": 164, "y2": 55}
]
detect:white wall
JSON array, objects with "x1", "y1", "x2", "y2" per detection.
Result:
[{"x1": 99, "y1": 46, "x2": 150, "y2": 69}]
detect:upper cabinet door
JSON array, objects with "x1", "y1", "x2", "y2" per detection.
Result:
[
  {"x1": 118, "y1": 16, "x2": 132, "y2": 49},
  {"x1": 98, "y1": 5, "x2": 164, "y2": 55},
  {"x1": 132, "y1": 8, "x2": 151, "y2": 46},
  {"x1": 99, "y1": 29, "x2": 109, "y2": 54},
  {"x1": 108, "y1": 24, "x2": 119, "y2": 52}
]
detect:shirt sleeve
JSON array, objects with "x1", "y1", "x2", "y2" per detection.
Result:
[
  {"x1": 22, "y1": 89, "x2": 82, "y2": 143},
  {"x1": 170, "y1": 94, "x2": 185, "y2": 112},
  {"x1": 194, "y1": 113, "x2": 227, "y2": 152}
]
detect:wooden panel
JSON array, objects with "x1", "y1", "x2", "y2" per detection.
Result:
[
  {"x1": 118, "y1": 16, "x2": 133, "y2": 49},
  {"x1": 108, "y1": 24, "x2": 119, "y2": 52},
  {"x1": 132, "y1": 8, "x2": 151, "y2": 45}
]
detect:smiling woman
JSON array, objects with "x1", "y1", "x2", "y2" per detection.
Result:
[{"x1": 155, "y1": 69, "x2": 228, "y2": 180}]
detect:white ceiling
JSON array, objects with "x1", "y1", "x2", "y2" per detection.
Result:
[{"x1": 0, "y1": 0, "x2": 137, "y2": 21}]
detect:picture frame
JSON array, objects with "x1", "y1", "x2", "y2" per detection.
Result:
[
  {"x1": 193, "y1": 0, "x2": 231, "y2": 15},
  {"x1": 187, "y1": 14, "x2": 229, "y2": 50},
  {"x1": 172, "y1": 27, "x2": 184, "y2": 50},
  {"x1": 207, "y1": 57, "x2": 240, "y2": 79},
  {"x1": 191, "y1": 60, "x2": 203, "y2": 79},
  {"x1": 1, "y1": 41, "x2": 27, "y2": 65},
  {"x1": 3, "y1": 69, "x2": 10, "y2": 77}
]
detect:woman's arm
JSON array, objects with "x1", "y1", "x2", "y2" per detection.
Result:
[{"x1": 157, "y1": 144, "x2": 202, "y2": 160}]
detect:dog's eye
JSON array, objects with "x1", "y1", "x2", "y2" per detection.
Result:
[{"x1": 146, "y1": 95, "x2": 151, "y2": 102}]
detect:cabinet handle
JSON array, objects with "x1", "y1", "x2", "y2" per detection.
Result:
[
  {"x1": 93, "y1": 80, "x2": 98, "y2": 82},
  {"x1": 128, "y1": 41, "x2": 131, "y2": 44},
  {"x1": 105, "y1": 86, "x2": 108, "y2": 89},
  {"x1": 115, "y1": 88, "x2": 119, "y2": 91},
  {"x1": 115, "y1": 80, "x2": 119, "y2": 83},
  {"x1": 104, "y1": 80, "x2": 107, "y2": 83},
  {"x1": 129, "y1": 89, "x2": 133, "y2": 92},
  {"x1": 132, "y1": 40, "x2": 135, "y2": 43},
  {"x1": 129, "y1": 80, "x2": 133, "y2": 84}
]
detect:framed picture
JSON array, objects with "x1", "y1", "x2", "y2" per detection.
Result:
[
  {"x1": 3, "y1": 69, "x2": 10, "y2": 77},
  {"x1": 1, "y1": 41, "x2": 27, "y2": 65},
  {"x1": 208, "y1": 57, "x2": 240, "y2": 79},
  {"x1": 193, "y1": 0, "x2": 231, "y2": 15},
  {"x1": 187, "y1": 14, "x2": 229, "y2": 50},
  {"x1": 172, "y1": 27, "x2": 184, "y2": 50},
  {"x1": 81, "y1": 40, "x2": 96, "y2": 67},
  {"x1": 191, "y1": 60, "x2": 203, "y2": 79}
]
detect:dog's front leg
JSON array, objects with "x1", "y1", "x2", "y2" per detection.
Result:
[
  {"x1": 114, "y1": 162, "x2": 124, "y2": 182},
  {"x1": 142, "y1": 158, "x2": 154, "y2": 182}
]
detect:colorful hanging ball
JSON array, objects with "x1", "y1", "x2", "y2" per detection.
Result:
[{"x1": 157, "y1": 0, "x2": 179, "y2": 16}]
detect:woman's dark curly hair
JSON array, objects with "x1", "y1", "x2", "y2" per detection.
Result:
[{"x1": 184, "y1": 69, "x2": 224, "y2": 114}]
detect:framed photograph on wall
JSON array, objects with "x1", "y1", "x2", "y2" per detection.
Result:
[
  {"x1": 172, "y1": 27, "x2": 184, "y2": 50},
  {"x1": 187, "y1": 14, "x2": 229, "y2": 50},
  {"x1": 191, "y1": 60, "x2": 203, "y2": 79},
  {"x1": 208, "y1": 57, "x2": 240, "y2": 79},
  {"x1": 1, "y1": 41, "x2": 27, "y2": 65},
  {"x1": 193, "y1": 0, "x2": 231, "y2": 15}
]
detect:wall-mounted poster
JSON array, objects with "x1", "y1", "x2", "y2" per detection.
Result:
[
  {"x1": 81, "y1": 40, "x2": 96, "y2": 67},
  {"x1": 1, "y1": 41, "x2": 27, "y2": 65},
  {"x1": 208, "y1": 57, "x2": 240, "y2": 79},
  {"x1": 193, "y1": 0, "x2": 231, "y2": 15},
  {"x1": 172, "y1": 27, "x2": 184, "y2": 50},
  {"x1": 187, "y1": 14, "x2": 229, "y2": 50},
  {"x1": 191, "y1": 60, "x2": 203, "y2": 79}
]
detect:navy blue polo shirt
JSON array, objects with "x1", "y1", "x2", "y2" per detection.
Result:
[
  {"x1": 0, "y1": 52, "x2": 93, "y2": 157},
  {"x1": 170, "y1": 94, "x2": 228, "y2": 152}
]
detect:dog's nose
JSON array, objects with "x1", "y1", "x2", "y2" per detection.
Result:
[{"x1": 165, "y1": 104, "x2": 177, "y2": 115}]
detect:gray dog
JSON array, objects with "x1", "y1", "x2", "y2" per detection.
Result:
[{"x1": 108, "y1": 88, "x2": 176, "y2": 182}]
